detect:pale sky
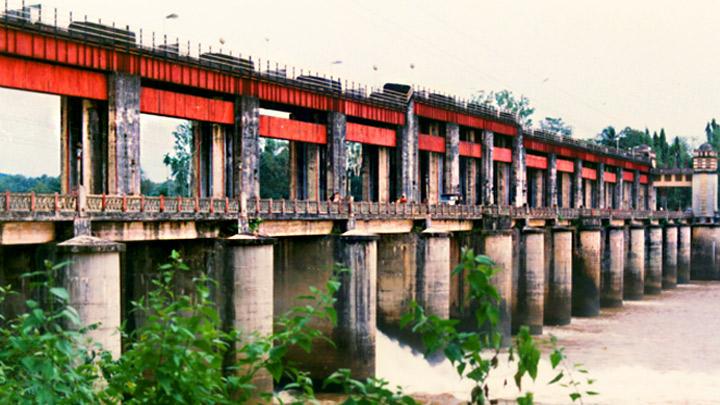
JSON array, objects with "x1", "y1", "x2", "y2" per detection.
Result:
[{"x1": 1, "y1": 0, "x2": 718, "y2": 178}]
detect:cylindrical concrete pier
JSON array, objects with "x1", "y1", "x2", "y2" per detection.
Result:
[
  {"x1": 691, "y1": 224, "x2": 719, "y2": 280},
  {"x1": 480, "y1": 230, "x2": 513, "y2": 343},
  {"x1": 416, "y1": 230, "x2": 451, "y2": 319},
  {"x1": 677, "y1": 225, "x2": 691, "y2": 284},
  {"x1": 601, "y1": 226, "x2": 624, "y2": 307},
  {"x1": 645, "y1": 225, "x2": 663, "y2": 294},
  {"x1": 545, "y1": 226, "x2": 572, "y2": 326},
  {"x1": 376, "y1": 233, "x2": 417, "y2": 331},
  {"x1": 662, "y1": 225, "x2": 678, "y2": 289},
  {"x1": 333, "y1": 233, "x2": 378, "y2": 380},
  {"x1": 226, "y1": 234, "x2": 275, "y2": 392},
  {"x1": 57, "y1": 235, "x2": 125, "y2": 358},
  {"x1": 573, "y1": 227, "x2": 602, "y2": 317},
  {"x1": 515, "y1": 227, "x2": 545, "y2": 335},
  {"x1": 624, "y1": 225, "x2": 645, "y2": 300}
]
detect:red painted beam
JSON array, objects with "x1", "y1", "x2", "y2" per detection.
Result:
[
  {"x1": 582, "y1": 167, "x2": 597, "y2": 180},
  {"x1": 140, "y1": 87, "x2": 233, "y2": 124},
  {"x1": 604, "y1": 171, "x2": 617, "y2": 183},
  {"x1": 493, "y1": 147, "x2": 512, "y2": 163},
  {"x1": 623, "y1": 170, "x2": 635, "y2": 182},
  {"x1": 415, "y1": 102, "x2": 516, "y2": 136},
  {"x1": 259, "y1": 115, "x2": 326, "y2": 144},
  {"x1": 346, "y1": 122, "x2": 396, "y2": 147},
  {"x1": 524, "y1": 137, "x2": 651, "y2": 173},
  {"x1": 557, "y1": 159, "x2": 574, "y2": 173},
  {"x1": 0, "y1": 54, "x2": 106, "y2": 99},
  {"x1": 418, "y1": 134, "x2": 445, "y2": 153},
  {"x1": 459, "y1": 141, "x2": 481, "y2": 158},
  {"x1": 343, "y1": 100, "x2": 404, "y2": 126},
  {"x1": 526, "y1": 154, "x2": 548, "y2": 169},
  {"x1": 639, "y1": 174, "x2": 648, "y2": 185}
]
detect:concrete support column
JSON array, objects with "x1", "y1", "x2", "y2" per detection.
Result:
[
  {"x1": 647, "y1": 180, "x2": 657, "y2": 210},
  {"x1": 645, "y1": 225, "x2": 663, "y2": 294},
  {"x1": 397, "y1": 100, "x2": 419, "y2": 202},
  {"x1": 584, "y1": 179, "x2": 593, "y2": 208},
  {"x1": 377, "y1": 234, "x2": 417, "y2": 331},
  {"x1": 334, "y1": 233, "x2": 378, "y2": 379},
  {"x1": 511, "y1": 129, "x2": 527, "y2": 207},
  {"x1": 226, "y1": 235, "x2": 274, "y2": 392},
  {"x1": 211, "y1": 124, "x2": 226, "y2": 197},
  {"x1": 614, "y1": 168, "x2": 624, "y2": 209},
  {"x1": 561, "y1": 172, "x2": 571, "y2": 208},
  {"x1": 532, "y1": 170, "x2": 544, "y2": 207},
  {"x1": 108, "y1": 73, "x2": 140, "y2": 195},
  {"x1": 545, "y1": 226, "x2": 572, "y2": 326},
  {"x1": 377, "y1": 147, "x2": 390, "y2": 203},
  {"x1": 234, "y1": 96, "x2": 260, "y2": 200},
  {"x1": 444, "y1": 123, "x2": 460, "y2": 196},
  {"x1": 677, "y1": 225, "x2": 691, "y2": 283},
  {"x1": 480, "y1": 130, "x2": 494, "y2": 205},
  {"x1": 497, "y1": 163, "x2": 511, "y2": 206},
  {"x1": 691, "y1": 224, "x2": 719, "y2": 280},
  {"x1": 601, "y1": 226, "x2": 624, "y2": 307},
  {"x1": 572, "y1": 227, "x2": 601, "y2": 316},
  {"x1": 416, "y1": 231, "x2": 450, "y2": 319},
  {"x1": 547, "y1": 154, "x2": 558, "y2": 207},
  {"x1": 624, "y1": 225, "x2": 645, "y2": 300},
  {"x1": 327, "y1": 112, "x2": 347, "y2": 199},
  {"x1": 662, "y1": 225, "x2": 678, "y2": 289},
  {"x1": 597, "y1": 163, "x2": 606, "y2": 209},
  {"x1": 515, "y1": 227, "x2": 544, "y2": 335},
  {"x1": 479, "y1": 230, "x2": 513, "y2": 342},
  {"x1": 464, "y1": 158, "x2": 478, "y2": 205},
  {"x1": 57, "y1": 236, "x2": 124, "y2": 358},
  {"x1": 632, "y1": 170, "x2": 641, "y2": 209},
  {"x1": 573, "y1": 159, "x2": 583, "y2": 208}
]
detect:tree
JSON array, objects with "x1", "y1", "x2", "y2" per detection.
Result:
[
  {"x1": 163, "y1": 123, "x2": 193, "y2": 197},
  {"x1": 259, "y1": 139, "x2": 289, "y2": 199},
  {"x1": 472, "y1": 89, "x2": 535, "y2": 127},
  {"x1": 539, "y1": 116, "x2": 573, "y2": 137},
  {"x1": 596, "y1": 126, "x2": 618, "y2": 147}
]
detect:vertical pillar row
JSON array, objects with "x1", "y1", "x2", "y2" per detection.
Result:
[
  {"x1": 546, "y1": 154, "x2": 558, "y2": 207},
  {"x1": 573, "y1": 159, "x2": 583, "y2": 208},
  {"x1": 235, "y1": 95, "x2": 260, "y2": 200},
  {"x1": 677, "y1": 225, "x2": 691, "y2": 283},
  {"x1": 444, "y1": 122, "x2": 460, "y2": 196},
  {"x1": 327, "y1": 112, "x2": 347, "y2": 199},
  {"x1": 515, "y1": 227, "x2": 544, "y2": 335},
  {"x1": 511, "y1": 128, "x2": 526, "y2": 207},
  {"x1": 397, "y1": 100, "x2": 419, "y2": 202},
  {"x1": 545, "y1": 226, "x2": 572, "y2": 326},
  {"x1": 645, "y1": 225, "x2": 663, "y2": 294},
  {"x1": 624, "y1": 225, "x2": 645, "y2": 300},
  {"x1": 662, "y1": 225, "x2": 678, "y2": 289},
  {"x1": 108, "y1": 73, "x2": 141, "y2": 195},
  {"x1": 601, "y1": 226, "x2": 624, "y2": 308},
  {"x1": 334, "y1": 233, "x2": 378, "y2": 379},
  {"x1": 690, "y1": 225, "x2": 718, "y2": 280},
  {"x1": 597, "y1": 163, "x2": 606, "y2": 209},
  {"x1": 480, "y1": 130, "x2": 494, "y2": 205},
  {"x1": 480, "y1": 230, "x2": 513, "y2": 343},
  {"x1": 572, "y1": 227, "x2": 601, "y2": 317},
  {"x1": 614, "y1": 167, "x2": 624, "y2": 209},
  {"x1": 57, "y1": 236, "x2": 125, "y2": 358},
  {"x1": 416, "y1": 231, "x2": 451, "y2": 319}
]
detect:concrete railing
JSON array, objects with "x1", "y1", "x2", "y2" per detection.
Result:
[{"x1": 0, "y1": 192, "x2": 693, "y2": 222}]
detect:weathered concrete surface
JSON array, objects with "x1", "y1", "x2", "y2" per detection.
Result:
[
  {"x1": 377, "y1": 233, "x2": 417, "y2": 330},
  {"x1": 108, "y1": 73, "x2": 141, "y2": 195},
  {"x1": 691, "y1": 224, "x2": 719, "y2": 280},
  {"x1": 58, "y1": 235, "x2": 125, "y2": 358},
  {"x1": 211, "y1": 124, "x2": 226, "y2": 198},
  {"x1": 546, "y1": 154, "x2": 558, "y2": 207},
  {"x1": 662, "y1": 225, "x2": 678, "y2": 289},
  {"x1": 377, "y1": 147, "x2": 390, "y2": 203},
  {"x1": 545, "y1": 227, "x2": 572, "y2": 326},
  {"x1": 327, "y1": 112, "x2": 347, "y2": 198},
  {"x1": 416, "y1": 231, "x2": 450, "y2": 319},
  {"x1": 259, "y1": 220, "x2": 334, "y2": 237},
  {"x1": 480, "y1": 130, "x2": 494, "y2": 205},
  {"x1": 614, "y1": 167, "x2": 624, "y2": 209},
  {"x1": 597, "y1": 163, "x2": 606, "y2": 209},
  {"x1": 515, "y1": 227, "x2": 544, "y2": 335},
  {"x1": 0, "y1": 222, "x2": 55, "y2": 245},
  {"x1": 444, "y1": 123, "x2": 460, "y2": 196},
  {"x1": 692, "y1": 172, "x2": 718, "y2": 218},
  {"x1": 624, "y1": 226, "x2": 645, "y2": 300},
  {"x1": 645, "y1": 226, "x2": 663, "y2": 294},
  {"x1": 677, "y1": 225, "x2": 691, "y2": 283},
  {"x1": 601, "y1": 226, "x2": 624, "y2": 308},
  {"x1": 236, "y1": 96, "x2": 260, "y2": 200},
  {"x1": 397, "y1": 100, "x2": 419, "y2": 202},
  {"x1": 573, "y1": 159, "x2": 583, "y2": 208},
  {"x1": 573, "y1": 227, "x2": 601, "y2": 317},
  {"x1": 511, "y1": 129, "x2": 526, "y2": 207},
  {"x1": 92, "y1": 221, "x2": 220, "y2": 241},
  {"x1": 479, "y1": 230, "x2": 513, "y2": 343},
  {"x1": 353, "y1": 219, "x2": 414, "y2": 235}
]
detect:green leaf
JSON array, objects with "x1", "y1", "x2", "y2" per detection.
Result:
[{"x1": 49, "y1": 287, "x2": 69, "y2": 301}]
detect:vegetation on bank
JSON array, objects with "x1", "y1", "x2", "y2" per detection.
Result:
[{"x1": 0, "y1": 249, "x2": 594, "y2": 404}]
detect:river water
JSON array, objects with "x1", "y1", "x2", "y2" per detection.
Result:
[{"x1": 376, "y1": 282, "x2": 720, "y2": 404}]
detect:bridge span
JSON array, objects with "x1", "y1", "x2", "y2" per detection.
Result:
[{"x1": 1, "y1": 4, "x2": 720, "y2": 390}]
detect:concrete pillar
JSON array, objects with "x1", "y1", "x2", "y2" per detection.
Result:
[
  {"x1": 573, "y1": 159, "x2": 583, "y2": 208},
  {"x1": 547, "y1": 154, "x2": 558, "y2": 207},
  {"x1": 226, "y1": 235, "x2": 274, "y2": 392},
  {"x1": 234, "y1": 96, "x2": 260, "y2": 200},
  {"x1": 647, "y1": 178, "x2": 657, "y2": 210},
  {"x1": 572, "y1": 227, "x2": 601, "y2": 317},
  {"x1": 583, "y1": 179, "x2": 593, "y2": 208},
  {"x1": 645, "y1": 225, "x2": 663, "y2": 294},
  {"x1": 662, "y1": 225, "x2": 678, "y2": 289},
  {"x1": 334, "y1": 233, "x2": 377, "y2": 379},
  {"x1": 416, "y1": 231, "x2": 450, "y2": 319},
  {"x1": 545, "y1": 226, "x2": 572, "y2": 326},
  {"x1": 497, "y1": 163, "x2": 510, "y2": 206},
  {"x1": 632, "y1": 169, "x2": 641, "y2": 209},
  {"x1": 601, "y1": 226, "x2": 624, "y2": 307},
  {"x1": 479, "y1": 230, "x2": 513, "y2": 343},
  {"x1": 108, "y1": 73, "x2": 140, "y2": 195},
  {"x1": 614, "y1": 167, "x2": 624, "y2": 209},
  {"x1": 396, "y1": 100, "x2": 419, "y2": 202},
  {"x1": 515, "y1": 227, "x2": 544, "y2": 335},
  {"x1": 377, "y1": 234, "x2": 417, "y2": 331},
  {"x1": 677, "y1": 225, "x2": 691, "y2": 283},
  {"x1": 378, "y1": 147, "x2": 390, "y2": 203},
  {"x1": 532, "y1": 170, "x2": 544, "y2": 207},
  {"x1": 511, "y1": 129, "x2": 526, "y2": 207},
  {"x1": 480, "y1": 130, "x2": 494, "y2": 205},
  {"x1": 444, "y1": 123, "x2": 460, "y2": 196},
  {"x1": 211, "y1": 124, "x2": 226, "y2": 197},
  {"x1": 57, "y1": 236, "x2": 124, "y2": 358},
  {"x1": 327, "y1": 112, "x2": 347, "y2": 199},
  {"x1": 624, "y1": 225, "x2": 645, "y2": 300},
  {"x1": 561, "y1": 172, "x2": 571, "y2": 208},
  {"x1": 691, "y1": 224, "x2": 719, "y2": 280},
  {"x1": 464, "y1": 158, "x2": 478, "y2": 205},
  {"x1": 597, "y1": 163, "x2": 606, "y2": 209}
]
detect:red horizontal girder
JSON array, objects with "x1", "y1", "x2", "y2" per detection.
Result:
[
  {"x1": 459, "y1": 141, "x2": 481, "y2": 158},
  {"x1": 259, "y1": 115, "x2": 326, "y2": 144},
  {"x1": 493, "y1": 147, "x2": 512, "y2": 163},
  {"x1": 140, "y1": 87, "x2": 234, "y2": 124},
  {"x1": 418, "y1": 134, "x2": 445, "y2": 153},
  {"x1": 0, "y1": 54, "x2": 106, "y2": 99},
  {"x1": 526, "y1": 154, "x2": 548, "y2": 169},
  {"x1": 346, "y1": 122, "x2": 396, "y2": 147},
  {"x1": 414, "y1": 102, "x2": 516, "y2": 136}
]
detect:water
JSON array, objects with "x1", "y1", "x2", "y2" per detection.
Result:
[{"x1": 377, "y1": 282, "x2": 720, "y2": 404}]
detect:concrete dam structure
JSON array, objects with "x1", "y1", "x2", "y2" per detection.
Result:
[{"x1": 0, "y1": 6, "x2": 718, "y2": 387}]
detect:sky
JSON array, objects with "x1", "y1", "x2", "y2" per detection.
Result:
[{"x1": 0, "y1": 0, "x2": 718, "y2": 179}]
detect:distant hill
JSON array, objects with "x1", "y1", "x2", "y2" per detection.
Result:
[{"x1": 0, "y1": 173, "x2": 61, "y2": 193}]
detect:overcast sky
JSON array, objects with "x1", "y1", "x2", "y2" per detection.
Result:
[{"x1": 1, "y1": 0, "x2": 718, "y2": 178}]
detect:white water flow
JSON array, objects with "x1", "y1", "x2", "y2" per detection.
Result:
[{"x1": 377, "y1": 282, "x2": 720, "y2": 404}]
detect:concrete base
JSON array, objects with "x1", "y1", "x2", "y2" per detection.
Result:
[
  {"x1": 416, "y1": 230, "x2": 451, "y2": 319},
  {"x1": 645, "y1": 226, "x2": 663, "y2": 294},
  {"x1": 545, "y1": 227, "x2": 572, "y2": 326},
  {"x1": 677, "y1": 225, "x2": 691, "y2": 283},
  {"x1": 479, "y1": 230, "x2": 513, "y2": 344},
  {"x1": 572, "y1": 227, "x2": 601, "y2": 317},
  {"x1": 514, "y1": 227, "x2": 544, "y2": 335},
  {"x1": 662, "y1": 225, "x2": 678, "y2": 289},
  {"x1": 377, "y1": 233, "x2": 417, "y2": 331},
  {"x1": 57, "y1": 235, "x2": 125, "y2": 358},
  {"x1": 690, "y1": 225, "x2": 718, "y2": 281},
  {"x1": 601, "y1": 226, "x2": 624, "y2": 308},
  {"x1": 624, "y1": 226, "x2": 645, "y2": 300}
]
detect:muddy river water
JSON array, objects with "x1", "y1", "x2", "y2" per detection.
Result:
[{"x1": 376, "y1": 282, "x2": 720, "y2": 404}]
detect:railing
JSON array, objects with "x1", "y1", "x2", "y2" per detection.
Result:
[{"x1": 0, "y1": 192, "x2": 693, "y2": 222}]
